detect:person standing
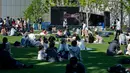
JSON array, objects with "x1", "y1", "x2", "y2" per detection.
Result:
[
  {"x1": 115, "y1": 19, "x2": 121, "y2": 39},
  {"x1": 82, "y1": 22, "x2": 86, "y2": 36},
  {"x1": 63, "y1": 18, "x2": 68, "y2": 28},
  {"x1": 26, "y1": 18, "x2": 30, "y2": 32},
  {"x1": 38, "y1": 17, "x2": 42, "y2": 30},
  {"x1": 63, "y1": 12, "x2": 68, "y2": 29},
  {"x1": 6, "y1": 16, "x2": 10, "y2": 30}
]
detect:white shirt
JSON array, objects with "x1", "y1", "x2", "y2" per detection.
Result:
[
  {"x1": 119, "y1": 33, "x2": 126, "y2": 44},
  {"x1": 37, "y1": 50, "x2": 47, "y2": 60},
  {"x1": 76, "y1": 28, "x2": 80, "y2": 34},
  {"x1": 116, "y1": 21, "x2": 121, "y2": 30},
  {"x1": 63, "y1": 19, "x2": 67, "y2": 27},
  {"x1": 28, "y1": 33, "x2": 36, "y2": 40},
  {"x1": 0, "y1": 22, "x2": 2, "y2": 26},
  {"x1": 10, "y1": 28, "x2": 16, "y2": 36},
  {"x1": 82, "y1": 23, "x2": 86, "y2": 30},
  {"x1": 77, "y1": 39, "x2": 86, "y2": 50}
]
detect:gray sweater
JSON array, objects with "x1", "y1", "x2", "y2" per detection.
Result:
[{"x1": 69, "y1": 46, "x2": 82, "y2": 61}]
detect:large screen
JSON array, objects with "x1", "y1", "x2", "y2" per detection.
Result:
[{"x1": 51, "y1": 7, "x2": 79, "y2": 25}]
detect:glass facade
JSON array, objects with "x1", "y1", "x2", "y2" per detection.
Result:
[{"x1": 0, "y1": 0, "x2": 32, "y2": 18}]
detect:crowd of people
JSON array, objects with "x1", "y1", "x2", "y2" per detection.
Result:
[
  {"x1": 1, "y1": 16, "x2": 130, "y2": 73},
  {"x1": 0, "y1": 16, "x2": 43, "y2": 36}
]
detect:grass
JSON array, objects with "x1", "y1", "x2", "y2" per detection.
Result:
[{"x1": 0, "y1": 34, "x2": 129, "y2": 73}]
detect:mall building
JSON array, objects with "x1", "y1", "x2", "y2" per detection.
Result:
[{"x1": 0, "y1": 0, "x2": 32, "y2": 18}]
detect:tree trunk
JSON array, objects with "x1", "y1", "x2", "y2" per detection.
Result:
[
  {"x1": 121, "y1": 0, "x2": 123, "y2": 30},
  {"x1": 129, "y1": 13, "x2": 130, "y2": 27}
]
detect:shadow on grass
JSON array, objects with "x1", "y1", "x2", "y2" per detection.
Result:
[{"x1": 0, "y1": 45, "x2": 130, "y2": 73}]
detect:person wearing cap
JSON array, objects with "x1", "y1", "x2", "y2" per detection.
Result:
[{"x1": 65, "y1": 57, "x2": 86, "y2": 73}]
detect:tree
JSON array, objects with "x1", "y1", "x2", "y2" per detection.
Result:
[
  {"x1": 122, "y1": 0, "x2": 130, "y2": 26},
  {"x1": 24, "y1": 0, "x2": 50, "y2": 22}
]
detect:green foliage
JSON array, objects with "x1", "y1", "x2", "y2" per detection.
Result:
[
  {"x1": 24, "y1": 0, "x2": 50, "y2": 22},
  {"x1": 122, "y1": 0, "x2": 130, "y2": 13}
]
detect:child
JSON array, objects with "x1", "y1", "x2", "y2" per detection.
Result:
[{"x1": 37, "y1": 46, "x2": 47, "y2": 60}]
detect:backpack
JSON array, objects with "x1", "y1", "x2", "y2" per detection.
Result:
[{"x1": 14, "y1": 41, "x2": 21, "y2": 46}]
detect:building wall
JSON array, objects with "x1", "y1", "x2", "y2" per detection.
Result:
[
  {"x1": 0, "y1": 0, "x2": 2, "y2": 17},
  {"x1": 1, "y1": 0, "x2": 32, "y2": 18}
]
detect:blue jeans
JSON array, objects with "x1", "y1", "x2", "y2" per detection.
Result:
[{"x1": 21, "y1": 38, "x2": 26, "y2": 46}]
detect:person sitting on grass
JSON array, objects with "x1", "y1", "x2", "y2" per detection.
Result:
[
  {"x1": 65, "y1": 57, "x2": 86, "y2": 73},
  {"x1": 0, "y1": 44, "x2": 33, "y2": 69},
  {"x1": 21, "y1": 33, "x2": 28, "y2": 47},
  {"x1": 76, "y1": 35, "x2": 86, "y2": 50},
  {"x1": 28, "y1": 32, "x2": 41, "y2": 47},
  {"x1": 56, "y1": 30, "x2": 66, "y2": 38},
  {"x1": 119, "y1": 31, "x2": 127, "y2": 45},
  {"x1": 64, "y1": 28, "x2": 71, "y2": 38},
  {"x1": 94, "y1": 32, "x2": 103, "y2": 44},
  {"x1": 69, "y1": 40, "x2": 82, "y2": 61},
  {"x1": 43, "y1": 37, "x2": 49, "y2": 50},
  {"x1": 40, "y1": 29, "x2": 48, "y2": 36},
  {"x1": 9, "y1": 27, "x2": 16, "y2": 36},
  {"x1": 48, "y1": 36, "x2": 56, "y2": 43},
  {"x1": 46, "y1": 42, "x2": 59, "y2": 62},
  {"x1": 2, "y1": 37, "x2": 11, "y2": 54},
  {"x1": 106, "y1": 39, "x2": 122, "y2": 56},
  {"x1": 37, "y1": 45, "x2": 47, "y2": 60},
  {"x1": 1, "y1": 26, "x2": 7, "y2": 36},
  {"x1": 58, "y1": 38, "x2": 69, "y2": 60},
  {"x1": 125, "y1": 42, "x2": 130, "y2": 55}
]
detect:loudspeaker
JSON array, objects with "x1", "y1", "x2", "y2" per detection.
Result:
[{"x1": 104, "y1": 11, "x2": 110, "y2": 27}]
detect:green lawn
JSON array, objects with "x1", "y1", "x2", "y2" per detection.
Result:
[{"x1": 0, "y1": 35, "x2": 129, "y2": 73}]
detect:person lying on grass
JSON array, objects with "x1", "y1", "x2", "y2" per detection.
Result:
[{"x1": 106, "y1": 39, "x2": 123, "y2": 56}]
